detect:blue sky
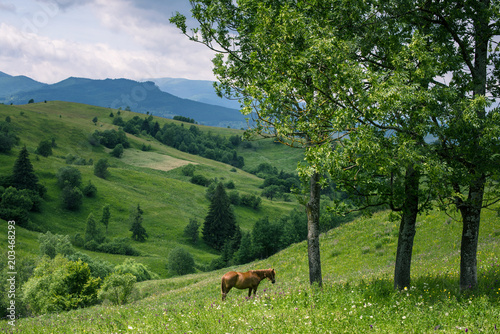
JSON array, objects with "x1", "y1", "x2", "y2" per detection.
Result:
[{"x1": 0, "y1": 0, "x2": 216, "y2": 83}]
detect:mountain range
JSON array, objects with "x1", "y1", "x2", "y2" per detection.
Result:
[{"x1": 0, "y1": 71, "x2": 247, "y2": 128}]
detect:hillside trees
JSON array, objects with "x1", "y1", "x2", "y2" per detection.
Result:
[
  {"x1": 202, "y1": 182, "x2": 238, "y2": 251},
  {"x1": 0, "y1": 120, "x2": 19, "y2": 153},
  {"x1": 130, "y1": 204, "x2": 148, "y2": 242},
  {"x1": 172, "y1": 0, "x2": 500, "y2": 291}
]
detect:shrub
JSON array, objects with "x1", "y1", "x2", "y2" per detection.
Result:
[
  {"x1": 167, "y1": 247, "x2": 196, "y2": 276},
  {"x1": 38, "y1": 232, "x2": 74, "y2": 259},
  {"x1": 61, "y1": 186, "x2": 83, "y2": 211},
  {"x1": 0, "y1": 187, "x2": 34, "y2": 226},
  {"x1": 35, "y1": 140, "x2": 52, "y2": 157},
  {"x1": 190, "y1": 174, "x2": 210, "y2": 187},
  {"x1": 110, "y1": 143, "x2": 124, "y2": 158},
  {"x1": 114, "y1": 259, "x2": 156, "y2": 282},
  {"x1": 94, "y1": 158, "x2": 109, "y2": 179},
  {"x1": 22, "y1": 256, "x2": 101, "y2": 315},
  {"x1": 82, "y1": 180, "x2": 97, "y2": 197},
  {"x1": 97, "y1": 238, "x2": 140, "y2": 256},
  {"x1": 181, "y1": 164, "x2": 196, "y2": 177},
  {"x1": 66, "y1": 252, "x2": 113, "y2": 280},
  {"x1": 98, "y1": 272, "x2": 136, "y2": 305},
  {"x1": 56, "y1": 166, "x2": 82, "y2": 189},
  {"x1": 183, "y1": 218, "x2": 200, "y2": 243}
]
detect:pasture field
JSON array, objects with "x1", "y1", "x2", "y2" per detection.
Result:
[
  {"x1": 1, "y1": 206, "x2": 498, "y2": 333},
  {"x1": 0, "y1": 102, "x2": 299, "y2": 276}
]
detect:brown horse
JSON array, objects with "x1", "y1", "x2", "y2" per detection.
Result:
[{"x1": 221, "y1": 268, "x2": 276, "y2": 301}]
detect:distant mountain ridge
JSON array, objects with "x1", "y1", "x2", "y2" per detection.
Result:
[{"x1": 0, "y1": 72, "x2": 246, "y2": 128}]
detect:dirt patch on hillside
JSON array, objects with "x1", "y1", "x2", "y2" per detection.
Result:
[{"x1": 122, "y1": 149, "x2": 195, "y2": 172}]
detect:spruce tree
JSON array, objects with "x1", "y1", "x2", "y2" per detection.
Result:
[
  {"x1": 12, "y1": 146, "x2": 39, "y2": 191},
  {"x1": 202, "y1": 183, "x2": 237, "y2": 251},
  {"x1": 130, "y1": 204, "x2": 148, "y2": 242},
  {"x1": 101, "y1": 204, "x2": 111, "y2": 234}
]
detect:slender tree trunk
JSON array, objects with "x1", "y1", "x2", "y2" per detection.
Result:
[
  {"x1": 393, "y1": 166, "x2": 420, "y2": 290},
  {"x1": 457, "y1": 175, "x2": 485, "y2": 290},
  {"x1": 305, "y1": 172, "x2": 322, "y2": 287}
]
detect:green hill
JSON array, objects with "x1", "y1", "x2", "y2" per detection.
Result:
[
  {"x1": 0, "y1": 101, "x2": 303, "y2": 277},
  {"x1": 1, "y1": 202, "x2": 498, "y2": 333}
]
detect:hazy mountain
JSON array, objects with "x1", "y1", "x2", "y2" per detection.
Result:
[
  {"x1": 0, "y1": 74, "x2": 247, "y2": 128},
  {"x1": 147, "y1": 77, "x2": 242, "y2": 110},
  {"x1": 0, "y1": 71, "x2": 47, "y2": 97}
]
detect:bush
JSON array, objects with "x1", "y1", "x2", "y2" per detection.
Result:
[
  {"x1": 35, "y1": 140, "x2": 52, "y2": 157},
  {"x1": 183, "y1": 218, "x2": 200, "y2": 243},
  {"x1": 167, "y1": 247, "x2": 196, "y2": 276},
  {"x1": 38, "y1": 232, "x2": 74, "y2": 259},
  {"x1": 94, "y1": 158, "x2": 109, "y2": 179},
  {"x1": 190, "y1": 174, "x2": 210, "y2": 187},
  {"x1": 22, "y1": 256, "x2": 101, "y2": 315},
  {"x1": 66, "y1": 252, "x2": 113, "y2": 280},
  {"x1": 56, "y1": 166, "x2": 82, "y2": 189},
  {"x1": 110, "y1": 143, "x2": 124, "y2": 158},
  {"x1": 98, "y1": 272, "x2": 136, "y2": 305},
  {"x1": 61, "y1": 186, "x2": 83, "y2": 211},
  {"x1": 114, "y1": 259, "x2": 157, "y2": 282},
  {"x1": 181, "y1": 164, "x2": 196, "y2": 177},
  {"x1": 97, "y1": 238, "x2": 140, "y2": 256},
  {"x1": 0, "y1": 187, "x2": 34, "y2": 226},
  {"x1": 82, "y1": 180, "x2": 97, "y2": 197}
]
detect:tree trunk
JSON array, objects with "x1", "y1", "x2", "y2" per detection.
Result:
[
  {"x1": 393, "y1": 166, "x2": 420, "y2": 290},
  {"x1": 305, "y1": 172, "x2": 322, "y2": 287},
  {"x1": 457, "y1": 175, "x2": 485, "y2": 290}
]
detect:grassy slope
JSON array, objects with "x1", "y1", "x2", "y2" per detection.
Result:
[
  {"x1": 2, "y1": 203, "x2": 498, "y2": 333},
  {"x1": 0, "y1": 101, "x2": 301, "y2": 276}
]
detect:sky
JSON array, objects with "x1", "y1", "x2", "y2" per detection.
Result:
[{"x1": 0, "y1": 0, "x2": 216, "y2": 84}]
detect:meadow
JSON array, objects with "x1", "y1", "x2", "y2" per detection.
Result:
[
  {"x1": 0, "y1": 101, "x2": 302, "y2": 276},
  {"x1": 1, "y1": 205, "x2": 498, "y2": 333}
]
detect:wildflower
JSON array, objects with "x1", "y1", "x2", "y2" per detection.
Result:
[{"x1": 402, "y1": 316, "x2": 406, "y2": 320}]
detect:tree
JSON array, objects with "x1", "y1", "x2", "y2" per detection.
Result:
[
  {"x1": 35, "y1": 140, "x2": 52, "y2": 157},
  {"x1": 61, "y1": 186, "x2": 83, "y2": 211},
  {"x1": 92, "y1": 116, "x2": 98, "y2": 125},
  {"x1": 129, "y1": 204, "x2": 148, "y2": 242},
  {"x1": 202, "y1": 182, "x2": 237, "y2": 251},
  {"x1": 94, "y1": 158, "x2": 109, "y2": 179},
  {"x1": 98, "y1": 272, "x2": 136, "y2": 305},
  {"x1": 110, "y1": 144, "x2": 124, "y2": 158},
  {"x1": 84, "y1": 213, "x2": 103, "y2": 246},
  {"x1": 0, "y1": 120, "x2": 19, "y2": 153},
  {"x1": 167, "y1": 247, "x2": 196, "y2": 276},
  {"x1": 184, "y1": 218, "x2": 200, "y2": 243},
  {"x1": 56, "y1": 166, "x2": 82, "y2": 189},
  {"x1": 12, "y1": 146, "x2": 39, "y2": 191},
  {"x1": 0, "y1": 187, "x2": 34, "y2": 226},
  {"x1": 173, "y1": 0, "x2": 500, "y2": 291},
  {"x1": 101, "y1": 204, "x2": 111, "y2": 234}
]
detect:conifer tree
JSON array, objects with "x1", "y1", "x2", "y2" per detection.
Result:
[
  {"x1": 130, "y1": 204, "x2": 148, "y2": 242},
  {"x1": 101, "y1": 204, "x2": 111, "y2": 234},
  {"x1": 12, "y1": 146, "x2": 39, "y2": 191},
  {"x1": 202, "y1": 182, "x2": 237, "y2": 251}
]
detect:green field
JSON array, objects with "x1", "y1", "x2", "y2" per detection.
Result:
[
  {"x1": 0, "y1": 101, "x2": 302, "y2": 276},
  {"x1": 1, "y1": 203, "x2": 498, "y2": 333}
]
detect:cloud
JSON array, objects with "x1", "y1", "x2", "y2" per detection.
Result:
[
  {"x1": 36, "y1": 0, "x2": 93, "y2": 11},
  {"x1": 0, "y1": 22, "x2": 215, "y2": 83}
]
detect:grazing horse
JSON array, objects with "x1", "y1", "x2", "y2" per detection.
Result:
[{"x1": 221, "y1": 268, "x2": 276, "y2": 301}]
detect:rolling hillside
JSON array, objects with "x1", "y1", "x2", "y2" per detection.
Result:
[
  {"x1": 0, "y1": 74, "x2": 247, "y2": 128},
  {"x1": 0, "y1": 101, "x2": 303, "y2": 277},
  {"x1": 1, "y1": 198, "x2": 498, "y2": 332}
]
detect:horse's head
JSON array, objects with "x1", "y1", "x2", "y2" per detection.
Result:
[{"x1": 268, "y1": 268, "x2": 276, "y2": 284}]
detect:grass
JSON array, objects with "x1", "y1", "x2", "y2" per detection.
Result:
[
  {"x1": 1, "y1": 204, "x2": 498, "y2": 333},
  {"x1": 0, "y1": 102, "x2": 299, "y2": 276}
]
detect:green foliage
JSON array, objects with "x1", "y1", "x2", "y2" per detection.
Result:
[
  {"x1": 12, "y1": 146, "x2": 39, "y2": 191},
  {"x1": 240, "y1": 193, "x2": 261, "y2": 210},
  {"x1": 56, "y1": 166, "x2": 82, "y2": 189},
  {"x1": 173, "y1": 115, "x2": 196, "y2": 123},
  {"x1": 190, "y1": 174, "x2": 211, "y2": 187},
  {"x1": 100, "y1": 204, "x2": 111, "y2": 233},
  {"x1": 167, "y1": 247, "x2": 196, "y2": 276},
  {"x1": 110, "y1": 143, "x2": 124, "y2": 158},
  {"x1": 0, "y1": 187, "x2": 34, "y2": 226},
  {"x1": 35, "y1": 140, "x2": 52, "y2": 157},
  {"x1": 66, "y1": 252, "x2": 114, "y2": 280},
  {"x1": 0, "y1": 120, "x2": 19, "y2": 153},
  {"x1": 114, "y1": 259, "x2": 156, "y2": 282},
  {"x1": 61, "y1": 186, "x2": 83, "y2": 211},
  {"x1": 94, "y1": 158, "x2": 109, "y2": 179},
  {"x1": 97, "y1": 238, "x2": 140, "y2": 256},
  {"x1": 202, "y1": 183, "x2": 237, "y2": 251},
  {"x1": 181, "y1": 163, "x2": 196, "y2": 177},
  {"x1": 261, "y1": 185, "x2": 281, "y2": 200},
  {"x1": 82, "y1": 180, "x2": 97, "y2": 197},
  {"x1": 38, "y1": 231, "x2": 74, "y2": 259},
  {"x1": 129, "y1": 204, "x2": 148, "y2": 242},
  {"x1": 92, "y1": 129, "x2": 129, "y2": 149},
  {"x1": 22, "y1": 256, "x2": 101, "y2": 315},
  {"x1": 84, "y1": 213, "x2": 104, "y2": 245},
  {"x1": 98, "y1": 272, "x2": 136, "y2": 305},
  {"x1": 183, "y1": 218, "x2": 200, "y2": 243}
]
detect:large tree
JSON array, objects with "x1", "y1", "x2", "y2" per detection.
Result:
[
  {"x1": 12, "y1": 146, "x2": 39, "y2": 191},
  {"x1": 173, "y1": 0, "x2": 500, "y2": 290},
  {"x1": 202, "y1": 182, "x2": 237, "y2": 251}
]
